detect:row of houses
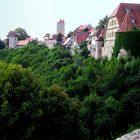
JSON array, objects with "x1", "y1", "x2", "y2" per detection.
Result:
[
  {"x1": 63, "y1": 3, "x2": 140, "y2": 59},
  {"x1": 7, "y1": 19, "x2": 65, "y2": 48},
  {"x1": 7, "y1": 3, "x2": 140, "y2": 59}
]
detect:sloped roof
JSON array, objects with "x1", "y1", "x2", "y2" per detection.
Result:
[
  {"x1": 119, "y1": 13, "x2": 133, "y2": 32},
  {"x1": 7, "y1": 31, "x2": 18, "y2": 37},
  {"x1": 17, "y1": 37, "x2": 33, "y2": 46},
  {"x1": 78, "y1": 25, "x2": 89, "y2": 30},
  {"x1": 109, "y1": 3, "x2": 140, "y2": 28},
  {"x1": 17, "y1": 40, "x2": 29, "y2": 46},
  {"x1": 75, "y1": 24, "x2": 93, "y2": 32},
  {"x1": 94, "y1": 28, "x2": 106, "y2": 41},
  {"x1": 98, "y1": 29, "x2": 106, "y2": 40},
  {"x1": 75, "y1": 31, "x2": 90, "y2": 44},
  {"x1": 52, "y1": 34, "x2": 58, "y2": 40}
]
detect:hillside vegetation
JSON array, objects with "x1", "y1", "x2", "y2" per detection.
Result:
[{"x1": 0, "y1": 43, "x2": 140, "y2": 140}]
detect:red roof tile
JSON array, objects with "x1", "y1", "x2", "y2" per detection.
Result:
[
  {"x1": 119, "y1": 13, "x2": 133, "y2": 32},
  {"x1": 75, "y1": 32, "x2": 90, "y2": 44},
  {"x1": 95, "y1": 28, "x2": 106, "y2": 41},
  {"x1": 110, "y1": 3, "x2": 140, "y2": 28},
  {"x1": 17, "y1": 40, "x2": 29, "y2": 46},
  {"x1": 17, "y1": 37, "x2": 33, "y2": 46}
]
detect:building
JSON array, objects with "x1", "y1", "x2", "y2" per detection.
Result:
[
  {"x1": 73, "y1": 24, "x2": 93, "y2": 44},
  {"x1": 7, "y1": 31, "x2": 18, "y2": 48},
  {"x1": 63, "y1": 24, "x2": 93, "y2": 53},
  {"x1": 87, "y1": 28, "x2": 106, "y2": 59},
  {"x1": 7, "y1": 31, "x2": 33, "y2": 48},
  {"x1": 43, "y1": 33, "x2": 57, "y2": 48},
  {"x1": 57, "y1": 19, "x2": 65, "y2": 36},
  {"x1": 104, "y1": 3, "x2": 140, "y2": 59}
]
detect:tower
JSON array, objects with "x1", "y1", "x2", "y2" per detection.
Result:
[
  {"x1": 7, "y1": 31, "x2": 18, "y2": 48},
  {"x1": 57, "y1": 19, "x2": 65, "y2": 36}
]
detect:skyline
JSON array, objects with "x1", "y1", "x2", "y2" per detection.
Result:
[{"x1": 0, "y1": 0, "x2": 140, "y2": 40}]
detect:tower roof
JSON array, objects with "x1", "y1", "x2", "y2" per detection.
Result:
[
  {"x1": 7, "y1": 31, "x2": 18, "y2": 37},
  {"x1": 57, "y1": 19, "x2": 65, "y2": 24}
]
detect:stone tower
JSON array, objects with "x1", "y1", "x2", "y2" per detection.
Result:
[
  {"x1": 57, "y1": 19, "x2": 65, "y2": 36},
  {"x1": 7, "y1": 31, "x2": 18, "y2": 48}
]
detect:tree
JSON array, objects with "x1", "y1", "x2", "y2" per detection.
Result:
[
  {"x1": 15, "y1": 27, "x2": 29, "y2": 40},
  {"x1": 0, "y1": 62, "x2": 45, "y2": 139},
  {"x1": 96, "y1": 15, "x2": 108, "y2": 29},
  {"x1": 0, "y1": 39, "x2": 5, "y2": 49},
  {"x1": 57, "y1": 33, "x2": 63, "y2": 45},
  {"x1": 3, "y1": 38, "x2": 9, "y2": 48},
  {"x1": 114, "y1": 31, "x2": 140, "y2": 57}
]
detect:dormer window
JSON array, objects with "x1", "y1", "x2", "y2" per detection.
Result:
[
  {"x1": 125, "y1": 7, "x2": 131, "y2": 13},
  {"x1": 131, "y1": 18, "x2": 136, "y2": 24}
]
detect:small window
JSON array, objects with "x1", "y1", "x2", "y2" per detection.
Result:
[{"x1": 131, "y1": 18, "x2": 136, "y2": 23}]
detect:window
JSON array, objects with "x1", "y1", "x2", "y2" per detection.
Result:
[
  {"x1": 131, "y1": 18, "x2": 136, "y2": 24},
  {"x1": 125, "y1": 7, "x2": 131, "y2": 13}
]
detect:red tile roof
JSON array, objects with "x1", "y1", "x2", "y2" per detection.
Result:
[
  {"x1": 94, "y1": 28, "x2": 106, "y2": 41},
  {"x1": 119, "y1": 13, "x2": 133, "y2": 32},
  {"x1": 78, "y1": 25, "x2": 89, "y2": 30},
  {"x1": 76, "y1": 24, "x2": 92, "y2": 31},
  {"x1": 17, "y1": 40, "x2": 29, "y2": 46},
  {"x1": 75, "y1": 31, "x2": 90, "y2": 44},
  {"x1": 17, "y1": 37, "x2": 33, "y2": 46},
  {"x1": 73, "y1": 24, "x2": 93, "y2": 44},
  {"x1": 110, "y1": 3, "x2": 140, "y2": 28}
]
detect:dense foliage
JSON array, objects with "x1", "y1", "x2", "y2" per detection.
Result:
[
  {"x1": 0, "y1": 39, "x2": 5, "y2": 50},
  {"x1": 114, "y1": 30, "x2": 140, "y2": 57},
  {"x1": 0, "y1": 43, "x2": 140, "y2": 140},
  {"x1": 15, "y1": 27, "x2": 29, "y2": 40}
]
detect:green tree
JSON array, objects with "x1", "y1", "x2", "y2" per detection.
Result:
[
  {"x1": 96, "y1": 15, "x2": 108, "y2": 29},
  {"x1": 0, "y1": 39, "x2": 5, "y2": 49},
  {"x1": 0, "y1": 62, "x2": 45, "y2": 139},
  {"x1": 15, "y1": 27, "x2": 29, "y2": 40}
]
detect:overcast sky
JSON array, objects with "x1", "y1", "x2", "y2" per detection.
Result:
[{"x1": 0, "y1": 0, "x2": 140, "y2": 40}]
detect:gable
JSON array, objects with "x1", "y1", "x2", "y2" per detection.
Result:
[{"x1": 110, "y1": 3, "x2": 140, "y2": 28}]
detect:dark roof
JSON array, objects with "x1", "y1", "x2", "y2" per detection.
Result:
[{"x1": 7, "y1": 31, "x2": 18, "y2": 37}]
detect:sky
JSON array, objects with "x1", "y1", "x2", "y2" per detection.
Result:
[{"x1": 0, "y1": 0, "x2": 140, "y2": 40}]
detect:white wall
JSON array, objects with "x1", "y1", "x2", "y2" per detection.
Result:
[
  {"x1": 9, "y1": 37, "x2": 18, "y2": 48},
  {"x1": 104, "y1": 17, "x2": 119, "y2": 58},
  {"x1": 57, "y1": 23, "x2": 65, "y2": 36}
]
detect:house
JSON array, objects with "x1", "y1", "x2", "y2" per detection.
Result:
[
  {"x1": 103, "y1": 3, "x2": 140, "y2": 59},
  {"x1": 7, "y1": 31, "x2": 33, "y2": 48},
  {"x1": 63, "y1": 24, "x2": 93, "y2": 49},
  {"x1": 44, "y1": 19, "x2": 66, "y2": 48},
  {"x1": 87, "y1": 28, "x2": 106, "y2": 59},
  {"x1": 73, "y1": 24, "x2": 93, "y2": 44},
  {"x1": 44, "y1": 33, "x2": 57, "y2": 48}
]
